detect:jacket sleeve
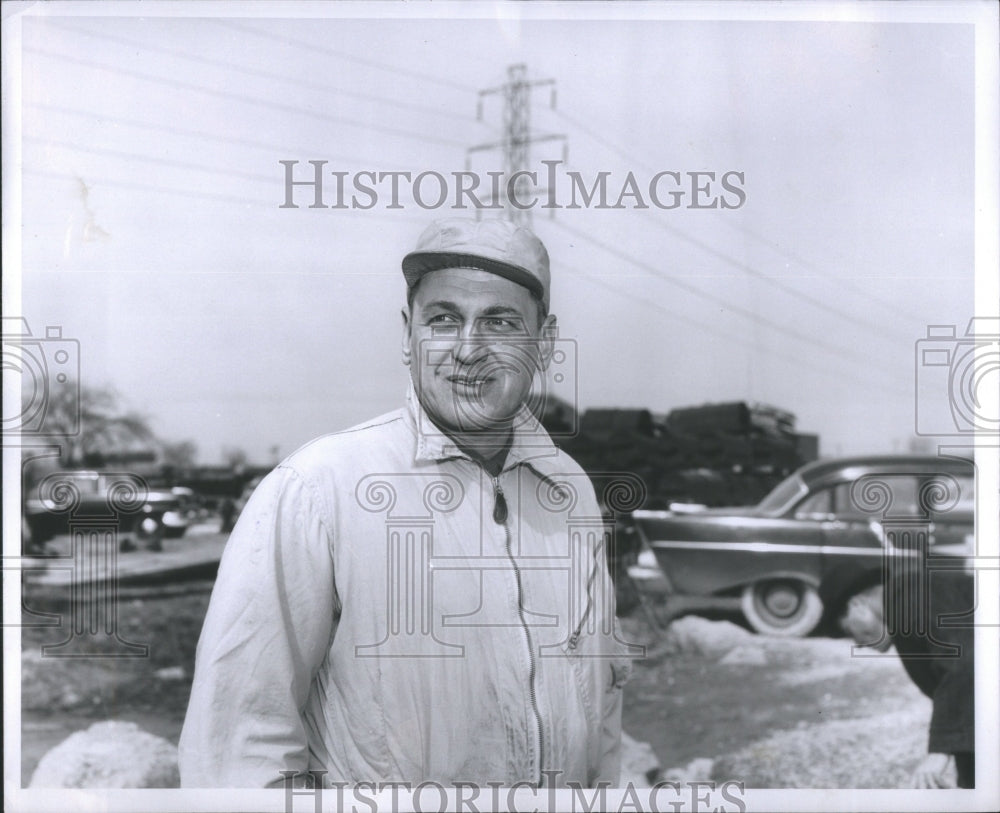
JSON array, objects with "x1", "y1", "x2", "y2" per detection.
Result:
[
  {"x1": 926, "y1": 635, "x2": 975, "y2": 755},
  {"x1": 596, "y1": 629, "x2": 631, "y2": 786},
  {"x1": 178, "y1": 465, "x2": 338, "y2": 787},
  {"x1": 594, "y1": 526, "x2": 631, "y2": 786},
  {"x1": 889, "y1": 571, "x2": 976, "y2": 755},
  {"x1": 925, "y1": 576, "x2": 976, "y2": 755}
]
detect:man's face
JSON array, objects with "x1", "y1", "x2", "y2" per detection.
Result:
[{"x1": 402, "y1": 267, "x2": 554, "y2": 436}]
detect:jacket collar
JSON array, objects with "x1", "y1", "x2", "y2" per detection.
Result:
[{"x1": 404, "y1": 379, "x2": 564, "y2": 478}]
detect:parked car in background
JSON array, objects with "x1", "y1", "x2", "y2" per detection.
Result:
[
  {"x1": 23, "y1": 470, "x2": 189, "y2": 552},
  {"x1": 631, "y1": 455, "x2": 975, "y2": 636}
]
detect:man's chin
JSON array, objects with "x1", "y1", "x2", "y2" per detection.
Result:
[
  {"x1": 452, "y1": 411, "x2": 518, "y2": 435},
  {"x1": 448, "y1": 397, "x2": 521, "y2": 431},
  {"x1": 423, "y1": 403, "x2": 516, "y2": 437}
]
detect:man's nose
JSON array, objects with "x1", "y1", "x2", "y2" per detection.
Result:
[{"x1": 452, "y1": 327, "x2": 490, "y2": 366}]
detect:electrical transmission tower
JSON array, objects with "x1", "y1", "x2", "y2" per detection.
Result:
[{"x1": 468, "y1": 64, "x2": 566, "y2": 225}]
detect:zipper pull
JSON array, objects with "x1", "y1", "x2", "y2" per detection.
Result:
[{"x1": 492, "y1": 477, "x2": 508, "y2": 524}]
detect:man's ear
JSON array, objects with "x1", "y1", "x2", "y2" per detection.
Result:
[
  {"x1": 401, "y1": 307, "x2": 412, "y2": 366},
  {"x1": 536, "y1": 314, "x2": 558, "y2": 370}
]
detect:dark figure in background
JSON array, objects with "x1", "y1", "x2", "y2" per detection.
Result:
[
  {"x1": 838, "y1": 569, "x2": 975, "y2": 788},
  {"x1": 217, "y1": 497, "x2": 236, "y2": 534}
]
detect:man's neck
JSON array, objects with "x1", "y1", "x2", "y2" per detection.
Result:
[
  {"x1": 452, "y1": 430, "x2": 512, "y2": 477},
  {"x1": 412, "y1": 390, "x2": 517, "y2": 475},
  {"x1": 428, "y1": 420, "x2": 513, "y2": 477}
]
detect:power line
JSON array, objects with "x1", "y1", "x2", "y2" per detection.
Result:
[
  {"x1": 25, "y1": 46, "x2": 467, "y2": 149},
  {"x1": 27, "y1": 102, "x2": 412, "y2": 172},
  {"x1": 564, "y1": 265, "x2": 735, "y2": 340},
  {"x1": 24, "y1": 135, "x2": 276, "y2": 187},
  {"x1": 210, "y1": 19, "x2": 477, "y2": 95},
  {"x1": 39, "y1": 20, "x2": 475, "y2": 125},
  {"x1": 24, "y1": 135, "x2": 450, "y2": 211},
  {"x1": 559, "y1": 262, "x2": 904, "y2": 397},
  {"x1": 553, "y1": 108, "x2": 635, "y2": 175},
  {"x1": 713, "y1": 218, "x2": 946, "y2": 326},
  {"x1": 551, "y1": 217, "x2": 906, "y2": 381},
  {"x1": 23, "y1": 166, "x2": 275, "y2": 209},
  {"x1": 21, "y1": 166, "x2": 426, "y2": 226},
  {"x1": 637, "y1": 206, "x2": 904, "y2": 344},
  {"x1": 488, "y1": 86, "x2": 905, "y2": 380},
  {"x1": 553, "y1": 107, "x2": 918, "y2": 347}
]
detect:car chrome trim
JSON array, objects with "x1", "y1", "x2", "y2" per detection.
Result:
[{"x1": 650, "y1": 540, "x2": 921, "y2": 557}]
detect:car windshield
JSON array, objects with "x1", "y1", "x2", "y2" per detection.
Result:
[{"x1": 757, "y1": 474, "x2": 807, "y2": 514}]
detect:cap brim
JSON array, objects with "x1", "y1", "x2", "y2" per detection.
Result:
[{"x1": 402, "y1": 251, "x2": 545, "y2": 302}]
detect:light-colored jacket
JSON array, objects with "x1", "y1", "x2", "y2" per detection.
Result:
[{"x1": 179, "y1": 387, "x2": 631, "y2": 787}]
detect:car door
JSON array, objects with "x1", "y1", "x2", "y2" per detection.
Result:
[
  {"x1": 924, "y1": 473, "x2": 975, "y2": 566},
  {"x1": 795, "y1": 482, "x2": 885, "y2": 577}
]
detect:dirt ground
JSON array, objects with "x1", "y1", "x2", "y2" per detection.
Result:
[
  {"x1": 18, "y1": 532, "x2": 931, "y2": 789},
  {"x1": 617, "y1": 613, "x2": 930, "y2": 788}
]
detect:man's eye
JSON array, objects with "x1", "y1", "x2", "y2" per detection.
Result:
[
  {"x1": 427, "y1": 315, "x2": 460, "y2": 336},
  {"x1": 427, "y1": 315, "x2": 459, "y2": 331},
  {"x1": 480, "y1": 317, "x2": 525, "y2": 333}
]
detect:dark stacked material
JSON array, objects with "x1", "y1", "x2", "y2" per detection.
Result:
[{"x1": 547, "y1": 401, "x2": 817, "y2": 509}]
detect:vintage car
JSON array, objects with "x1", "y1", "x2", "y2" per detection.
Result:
[
  {"x1": 630, "y1": 455, "x2": 975, "y2": 636},
  {"x1": 23, "y1": 470, "x2": 188, "y2": 551}
]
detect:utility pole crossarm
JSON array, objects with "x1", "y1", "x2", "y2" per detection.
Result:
[
  {"x1": 467, "y1": 133, "x2": 566, "y2": 154},
  {"x1": 469, "y1": 64, "x2": 566, "y2": 224}
]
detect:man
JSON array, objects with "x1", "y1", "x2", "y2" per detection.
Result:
[
  {"x1": 837, "y1": 569, "x2": 975, "y2": 788},
  {"x1": 179, "y1": 218, "x2": 630, "y2": 788}
]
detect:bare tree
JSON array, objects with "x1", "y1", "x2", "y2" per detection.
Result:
[{"x1": 27, "y1": 381, "x2": 156, "y2": 467}]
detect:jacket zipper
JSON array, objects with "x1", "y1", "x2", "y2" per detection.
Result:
[
  {"x1": 493, "y1": 474, "x2": 545, "y2": 786},
  {"x1": 568, "y1": 538, "x2": 602, "y2": 650}
]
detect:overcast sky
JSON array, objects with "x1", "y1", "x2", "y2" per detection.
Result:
[{"x1": 6, "y1": 1, "x2": 991, "y2": 464}]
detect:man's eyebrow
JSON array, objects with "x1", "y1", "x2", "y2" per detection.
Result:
[
  {"x1": 421, "y1": 299, "x2": 461, "y2": 312},
  {"x1": 420, "y1": 302, "x2": 525, "y2": 318},
  {"x1": 480, "y1": 306, "x2": 525, "y2": 317}
]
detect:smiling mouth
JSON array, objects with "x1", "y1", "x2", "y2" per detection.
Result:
[{"x1": 447, "y1": 375, "x2": 494, "y2": 388}]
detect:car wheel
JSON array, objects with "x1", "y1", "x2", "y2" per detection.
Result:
[{"x1": 741, "y1": 579, "x2": 823, "y2": 637}]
